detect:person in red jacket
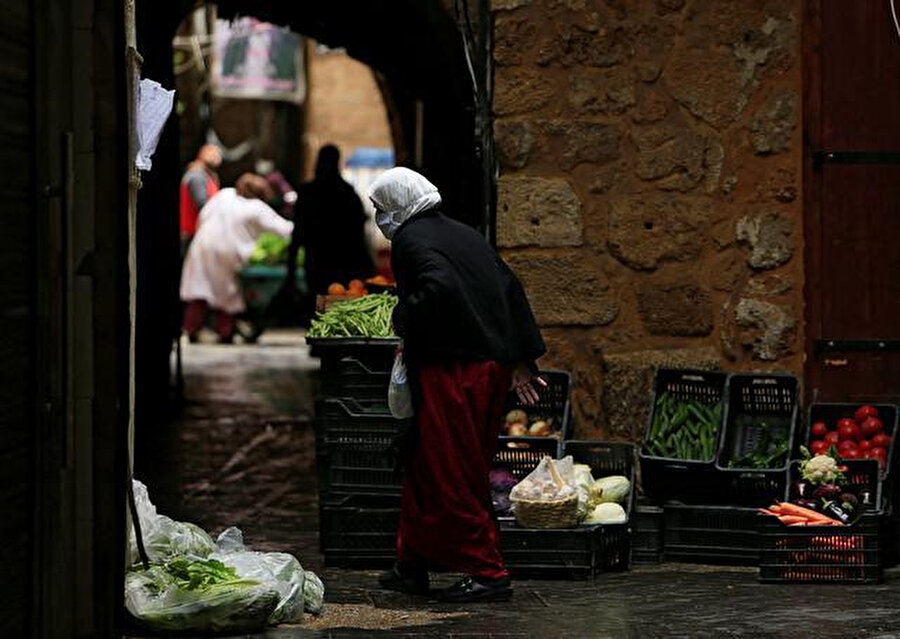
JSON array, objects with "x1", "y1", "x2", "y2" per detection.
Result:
[{"x1": 179, "y1": 144, "x2": 222, "y2": 256}]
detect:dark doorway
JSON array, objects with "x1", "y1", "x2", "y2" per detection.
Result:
[{"x1": 803, "y1": 1, "x2": 900, "y2": 402}]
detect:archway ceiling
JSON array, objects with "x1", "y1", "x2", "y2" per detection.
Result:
[{"x1": 215, "y1": 0, "x2": 472, "y2": 104}]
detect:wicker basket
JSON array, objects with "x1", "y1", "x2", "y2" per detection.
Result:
[{"x1": 511, "y1": 457, "x2": 580, "y2": 529}]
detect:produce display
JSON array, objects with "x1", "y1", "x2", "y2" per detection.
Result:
[
  {"x1": 644, "y1": 393, "x2": 722, "y2": 460},
  {"x1": 307, "y1": 292, "x2": 398, "y2": 338},
  {"x1": 248, "y1": 232, "x2": 302, "y2": 267},
  {"x1": 760, "y1": 448, "x2": 878, "y2": 527},
  {"x1": 808, "y1": 404, "x2": 891, "y2": 468},
  {"x1": 726, "y1": 414, "x2": 791, "y2": 469},
  {"x1": 503, "y1": 408, "x2": 558, "y2": 438},
  {"x1": 504, "y1": 455, "x2": 631, "y2": 526}
]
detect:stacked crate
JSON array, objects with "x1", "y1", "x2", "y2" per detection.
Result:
[{"x1": 310, "y1": 337, "x2": 403, "y2": 568}]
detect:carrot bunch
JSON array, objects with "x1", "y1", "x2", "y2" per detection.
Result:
[{"x1": 759, "y1": 501, "x2": 845, "y2": 526}]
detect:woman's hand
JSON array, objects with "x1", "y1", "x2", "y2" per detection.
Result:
[{"x1": 510, "y1": 363, "x2": 547, "y2": 405}]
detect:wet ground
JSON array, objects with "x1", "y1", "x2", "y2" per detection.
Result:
[{"x1": 134, "y1": 330, "x2": 900, "y2": 638}]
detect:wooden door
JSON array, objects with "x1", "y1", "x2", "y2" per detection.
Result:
[{"x1": 804, "y1": 1, "x2": 900, "y2": 402}]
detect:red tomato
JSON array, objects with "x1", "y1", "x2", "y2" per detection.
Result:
[
  {"x1": 838, "y1": 423, "x2": 861, "y2": 441},
  {"x1": 858, "y1": 439, "x2": 873, "y2": 452},
  {"x1": 824, "y1": 431, "x2": 840, "y2": 446},
  {"x1": 855, "y1": 405, "x2": 879, "y2": 424},
  {"x1": 841, "y1": 448, "x2": 862, "y2": 460},
  {"x1": 861, "y1": 417, "x2": 884, "y2": 438},
  {"x1": 872, "y1": 433, "x2": 892, "y2": 449},
  {"x1": 811, "y1": 422, "x2": 828, "y2": 438},
  {"x1": 838, "y1": 439, "x2": 858, "y2": 453},
  {"x1": 810, "y1": 440, "x2": 828, "y2": 455}
]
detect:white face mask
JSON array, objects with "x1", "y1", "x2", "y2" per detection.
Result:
[{"x1": 375, "y1": 209, "x2": 401, "y2": 240}]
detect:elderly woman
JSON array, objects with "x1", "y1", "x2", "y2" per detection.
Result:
[
  {"x1": 368, "y1": 167, "x2": 546, "y2": 603},
  {"x1": 180, "y1": 173, "x2": 293, "y2": 342}
]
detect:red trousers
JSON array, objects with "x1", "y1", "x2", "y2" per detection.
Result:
[
  {"x1": 397, "y1": 360, "x2": 511, "y2": 579},
  {"x1": 183, "y1": 300, "x2": 235, "y2": 340}
]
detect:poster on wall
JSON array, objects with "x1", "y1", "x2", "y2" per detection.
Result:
[{"x1": 212, "y1": 17, "x2": 306, "y2": 104}]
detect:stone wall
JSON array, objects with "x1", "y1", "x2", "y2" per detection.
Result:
[
  {"x1": 303, "y1": 43, "x2": 394, "y2": 179},
  {"x1": 492, "y1": 0, "x2": 803, "y2": 440}
]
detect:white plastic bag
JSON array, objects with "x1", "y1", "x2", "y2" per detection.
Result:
[
  {"x1": 212, "y1": 527, "x2": 324, "y2": 621},
  {"x1": 129, "y1": 480, "x2": 216, "y2": 565},
  {"x1": 388, "y1": 352, "x2": 414, "y2": 419}
]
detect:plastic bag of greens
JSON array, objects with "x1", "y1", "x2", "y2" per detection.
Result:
[
  {"x1": 388, "y1": 352, "x2": 414, "y2": 419},
  {"x1": 124, "y1": 561, "x2": 279, "y2": 633},
  {"x1": 212, "y1": 527, "x2": 324, "y2": 621},
  {"x1": 129, "y1": 480, "x2": 215, "y2": 565}
]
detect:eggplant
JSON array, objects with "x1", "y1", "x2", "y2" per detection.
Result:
[{"x1": 813, "y1": 483, "x2": 842, "y2": 500}]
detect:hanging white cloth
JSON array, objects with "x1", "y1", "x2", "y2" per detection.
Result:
[{"x1": 180, "y1": 188, "x2": 293, "y2": 314}]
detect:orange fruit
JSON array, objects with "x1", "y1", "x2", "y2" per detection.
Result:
[{"x1": 327, "y1": 283, "x2": 346, "y2": 296}]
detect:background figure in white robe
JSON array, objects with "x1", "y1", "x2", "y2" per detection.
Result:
[{"x1": 180, "y1": 173, "x2": 293, "y2": 342}]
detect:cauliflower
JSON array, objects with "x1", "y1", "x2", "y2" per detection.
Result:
[{"x1": 800, "y1": 454, "x2": 842, "y2": 485}]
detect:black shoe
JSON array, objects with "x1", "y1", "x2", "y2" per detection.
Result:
[
  {"x1": 378, "y1": 563, "x2": 429, "y2": 595},
  {"x1": 436, "y1": 575, "x2": 513, "y2": 603}
]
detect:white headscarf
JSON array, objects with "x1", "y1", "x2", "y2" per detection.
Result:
[{"x1": 367, "y1": 167, "x2": 442, "y2": 239}]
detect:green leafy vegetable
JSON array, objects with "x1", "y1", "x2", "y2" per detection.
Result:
[{"x1": 307, "y1": 292, "x2": 398, "y2": 338}]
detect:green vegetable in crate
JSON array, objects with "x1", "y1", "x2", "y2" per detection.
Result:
[
  {"x1": 583, "y1": 502, "x2": 626, "y2": 524},
  {"x1": 727, "y1": 415, "x2": 791, "y2": 469},
  {"x1": 592, "y1": 475, "x2": 630, "y2": 505},
  {"x1": 248, "y1": 233, "x2": 304, "y2": 267},
  {"x1": 307, "y1": 293, "x2": 397, "y2": 338},
  {"x1": 644, "y1": 392, "x2": 722, "y2": 461}
]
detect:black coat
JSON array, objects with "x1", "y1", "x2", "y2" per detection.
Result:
[
  {"x1": 391, "y1": 208, "x2": 545, "y2": 370},
  {"x1": 290, "y1": 176, "x2": 373, "y2": 295}
]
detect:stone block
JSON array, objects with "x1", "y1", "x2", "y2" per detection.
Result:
[
  {"x1": 539, "y1": 120, "x2": 621, "y2": 170},
  {"x1": 602, "y1": 346, "x2": 720, "y2": 440},
  {"x1": 736, "y1": 211, "x2": 794, "y2": 270},
  {"x1": 734, "y1": 298, "x2": 795, "y2": 361},
  {"x1": 496, "y1": 176, "x2": 583, "y2": 248},
  {"x1": 750, "y1": 89, "x2": 797, "y2": 155},
  {"x1": 607, "y1": 196, "x2": 709, "y2": 270},
  {"x1": 494, "y1": 119, "x2": 535, "y2": 170},
  {"x1": 493, "y1": 68, "x2": 555, "y2": 116},
  {"x1": 665, "y1": 46, "x2": 748, "y2": 128},
  {"x1": 637, "y1": 280, "x2": 713, "y2": 336},
  {"x1": 504, "y1": 253, "x2": 619, "y2": 326},
  {"x1": 567, "y1": 67, "x2": 635, "y2": 116}
]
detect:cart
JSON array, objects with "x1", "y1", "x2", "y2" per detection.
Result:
[{"x1": 236, "y1": 264, "x2": 306, "y2": 342}]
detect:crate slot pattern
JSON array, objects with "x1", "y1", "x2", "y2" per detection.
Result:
[
  {"x1": 639, "y1": 368, "x2": 728, "y2": 504},
  {"x1": 663, "y1": 505, "x2": 759, "y2": 565},
  {"x1": 715, "y1": 374, "x2": 799, "y2": 506},
  {"x1": 759, "y1": 513, "x2": 882, "y2": 584}
]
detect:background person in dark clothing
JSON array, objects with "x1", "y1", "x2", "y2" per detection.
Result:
[
  {"x1": 368, "y1": 167, "x2": 546, "y2": 603},
  {"x1": 285, "y1": 145, "x2": 373, "y2": 320}
]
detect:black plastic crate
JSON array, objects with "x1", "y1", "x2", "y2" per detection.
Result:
[
  {"x1": 496, "y1": 441, "x2": 634, "y2": 579},
  {"x1": 501, "y1": 370, "x2": 573, "y2": 440},
  {"x1": 500, "y1": 523, "x2": 629, "y2": 579},
  {"x1": 307, "y1": 337, "x2": 399, "y2": 404},
  {"x1": 493, "y1": 436, "x2": 561, "y2": 480},
  {"x1": 805, "y1": 403, "x2": 898, "y2": 486},
  {"x1": 320, "y1": 494, "x2": 399, "y2": 568},
  {"x1": 758, "y1": 511, "x2": 883, "y2": 584},
  {"x1": 639, "y1": 368, "x2": 728, "y2": 504},
  {"x1": 632, "y1": 505, "x2": 664, "y2": 565},
  {"x1": 715, "y1": 374, "x2": 800, "y2": 506},
  {"x1": 315, "y1": 398, "x2": 407, "y2": 496},
  {"x1": 663, "y1": 505, "x2": 759, "y2": 565}
]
